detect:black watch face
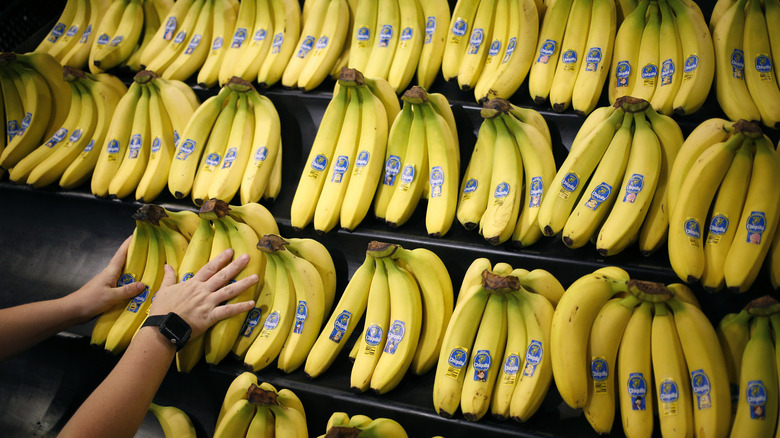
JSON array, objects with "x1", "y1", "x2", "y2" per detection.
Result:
[{"x1": 163, "y1": 314, "x2": 191, "y2": 342}]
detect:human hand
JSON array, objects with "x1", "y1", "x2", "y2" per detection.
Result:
[
  {"x1": 148, "y1": 248, "x2": 257, "y2": 338},
  {"x1": 64, "y1": 237, "x2": 147, "y2": 324}
]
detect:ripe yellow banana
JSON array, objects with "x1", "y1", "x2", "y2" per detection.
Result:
[
  {"x1": 350, "y1": 256, "x2": 390, "y2": 392},
  {"x1": 668, "y1": 0, "x2": 715, "y2": 116},
  {"x1": 456, "y1": 117, "x2": 496, "y2": 230},
  {"x1": 571, "y1": 0, "x2": 616, "y2": 116},
  {"x1": 441, "y1": 0, "x2": 480, "y2": 81},
  {"x1": 527, "y1": 0, "x2": 574, "y2": 104},
  {"x1": 107, "y1": 83, "x2": 152, "y2": 200},
  {"x1": 415, "y1": 0, "x2": 449, "y2": 90},
  {"x1": 608, "y1": 0, "x2": 650, "y2": 103},
  {"x1": 617, "y1": 301, "x2": 654, "y2": 438},
  {"x1": 548, "y1": 0, "x2": 592, "y2": 112}
]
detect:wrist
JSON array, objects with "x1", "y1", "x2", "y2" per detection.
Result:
[{"x1": 141, "y1": 312, "x2": 192, "y2": 351}]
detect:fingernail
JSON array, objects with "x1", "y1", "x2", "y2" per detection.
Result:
[{"x1": 239, "y1": 253, "x2": 250, "y2": 262}]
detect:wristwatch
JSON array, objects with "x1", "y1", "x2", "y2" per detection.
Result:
[{"x1": 141, "y1": 312, "x2": 192, "y2": 351}]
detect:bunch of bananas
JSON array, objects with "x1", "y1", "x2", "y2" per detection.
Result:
[
  {"x1": 528, "y1": 0, "x2": 618, "y2": 115},
  {"x1": 167, "y1": 77, "x2": 282, "y2": 205},
  {"x1": 148, "y1": 403, "x2": 197, "y2": 438},
  {"x1": 550, "y1": 267, "x2": 731, "y2": 437},
  {"x1": 280, "y1": 0, "x2": 351, "y2": 91},
  {"x1": 290, "y1": 69, "x2": 398, "y2": 233},
  {"x1": 236, "y1": 231, "x2": 337, "y2": 374},
  {"x1": 90, "y1": 70, "x2": 200, "y2": 202},
  {"x1": 443, "y1": 0, "x2": 539, "y2": 103},
  {"x1": 667, "y1": 119, "x2": 780, "y2": 293},
  {"x1": 8, "y1": 66, "x2": 124, "y2": 188},
  {"x1": 432, "y1": 258, "x2": 562, "y2": 422},
  {"x1": 32, "y1": 0, "x2": 112, "y2": 69},
  {"x1": 305, "y1": 241, "x2": 453, "y2": 395},
  {"x1": 319, "y1": 412, "x2": 408, "y2": 438},
  {"x1": 609, "y1": 0, "x2": 714, "y2": 116},
  {"x1": 712, "y1": 0, "x2": 780, "y2": 129},
  {"x1": 215, "y1": 372, "x2": 307, "y2": 437},
  {"x1": 372, "y1": 86, "x2": 459, "y2": 237},
  {"x1": 345, "y1": 0, "x2": 448, "y2": 94},
  {"x1": 717, "y1": 296, "x2": 780, "y2": 436},
  {"x1": 0, "y1": 52, "x2": 72, "y2": 172},
  {"x1": 538, "y1": 97, "x2": 683, "y2": 257},
  {"x1": 456, "y1": 98, "x2": 554, "y2": 247}
]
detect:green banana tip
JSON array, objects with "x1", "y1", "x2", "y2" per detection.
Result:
[{"x1": 744, "y1": 295, "x2": 780, "y2": 316}]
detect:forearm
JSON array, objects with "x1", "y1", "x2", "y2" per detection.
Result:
[
  {"x1": 0, "y1": 296, "x2": 88, "y2": 362},
  {"x1": 58, "y1": 326, "x2": 176, "y2": 438}
]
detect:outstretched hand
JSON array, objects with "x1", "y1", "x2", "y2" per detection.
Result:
[{"x1": 148, "y1": 248, "x2": 257, "y2": 339}]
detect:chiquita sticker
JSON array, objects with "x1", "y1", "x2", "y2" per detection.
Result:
[
  {"x1": 383, "y1": 155, "x2": 401, "y2": 185},
  {"x1": 660, "y1": 59, "x2": 675, "y2": 85},
  {"x1": 616, "y1": 61, "x2": 631, "y2": 87},
  {"x1": 537, "y1": 39, "x2": 556, "y2": 64},
  {"x1": 585, "y1": 183, "x2": 612, "y2": 211},
  {"x1": 691, "y1": 369, "x2": 712, "y2": 409},
  {"x1": 585, "y1": 47, "x2": 602, "y2": 72},
  {"x1": 329, "y1": 310, "x2": 351, "y2": 343},
  {"x1": 378, "y1": 25, "x2": 393, "y2": 48},
  {"x1": 731, "y1": 49, "x2": 745, "y2": 79},
  {"x1": 293, "y1": 301, "x2": 308, "y2": 334},
  {"x1": 271, "y1": 33, "x2": 283, "y2": 54},
  {"x1": 502, "y1": 353, "x2": 520, "y2": 385},
  {"x1": 706, "y1": 214, "x2": 729, "y2": 245},
  {"x1": 128, "y1": 134, "x2": 142, "y2": 159},
  {"x1": 659, "y1": 378, "x2": 680, "y2": 416},
  {"x1": 240, "y1": 308, "x2": 263, "y2": 337},
  {"x1": 451, "y1": 18, "x2": 468, "y2": 44},
  {"x1": 591, "y1": 357, "x2": 609, "y2": 393},
  {"x1": 384, "y1": 320, "x2": 405, "y2": 354},
  {"x1": 683, "y1": 54, "x2": 699, "y2": 81},
  {"x1": 125, "y1": 286, "x2": 149, "y2": 313},
  {"x1": 684, "y1": 218, "x2": 702, "y2": 246},
  {"x1": 222, "y1": 148, "x2": 237, "y2": 169},
  {"x1": 357, "y1": 26, "x2": 370, "y2": 47},
  {"x1": 232, "y1": 28, "x2": 247, "y2": 48},
  {"x1": 430, "y1": 166, "x2": 444, "y2": 198},
  {"x1": 260, "y1": 311, "x2": 281, "y2": 338},
  {"x1": 424, "y1": 17, "x2": 436, "y2": 44},
  {"x1": 117, "y1": 273, "x2": 135, "y2": 287},
  {"x1": 524, "y1": 340, "x2": 543, "y2": 377},
  {"x1": 331, "y1": 155, "x2": 349, "y2": 183},
  {"x1": 494, "y1": 181, "x2": 510, "y2": 204},
  {"x1": 502, "y1": 38, "x2": 516, "y2": 64},
  {"x1": 177, "y1": 139, "x2": 196, "y2": 160},
  {"x1": 446, "y1": 347, "x2": 468, "y2": 379},
  {"x1": 559, "y1": 172, "x2": 580, "y2": 198},
  {"x1": 364, "y1": 324, "x2": 384, "y2": 351},
  {"x1": 745, "y1": 211, "x2": 767, "y2": 244},
  {"x1": 467, "y1": 28, "x2": 484, "y2": 55},
  {"x1": 297, "y1": 36, "x2": 315, "y2": 58},
  {"x1": 472, "y1": 350, "x2": 491, "y2": 382},
  {"x1": 746, "y1": 380, "x2": 768, "y2": 419},
  {"x1": 628, "y1": 373, "x2": 647, "y2": 410},
  {"x1": 462, "y1": 178, "x2": 478, "y2": 199},
  {"x1": 622, "y1": 174, "x2": 644, "y2": 203}
]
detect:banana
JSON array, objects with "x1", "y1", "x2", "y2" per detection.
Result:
[
  {"x1": 348, "y1": 0, "x2": 378, "y2": 72},
  {"x1": 151, "y1": 76, "x2": 198, "y2": 149},
  {"x1": 441, "y1": 0, "x2": 479, "y2": 81},
  {"x1": 60, "y1": 0, "x2": 108, "y2": 68},
  {"x1": 290, "y1": 82, "x2": 350, "y2": 230},
  {"x1": 548, "y1": 0, "x2": 592, "y2": 112},
  {"x1": 583, "y1": 295, "x2": 640, "y2": 434},
  {"x1": 637, "y1": 106, "x2": 684, "y2": 256},
  {"x1": 420, "y1": 98, "x2": 459, "y2": 237},
  {"x1": 246, "y1": 405, "x2": 274, "y2": 437},
  {"x1": 433, "y1": 281, "x2": 489, "y2": 417},
  {"x1": 216, "y1": 0, "x2": 256, "y2": 85},
  {"x1": 281, "y1": 0, "x2": 330, "y2": 89},
  {"x1": 767, "y1": 0, "x2": 780, "y2": 91},
  {"x1": 148, "y1": 403, "x2": 196, "y2": 438},
  {"x1": 0, "y1": 65, "x2": 23, "y2": 151},
  {"x1": 384, "y1": 98, "x2": 427, "y2": 228},
  {"x1": 160, "y1": 0, "x2": 214, "y2": 81},
  {"x1": 297, "y1": 0, "x2": 350, "y2": 92},
  {"x1": 135, "y1": 83, "x2": 173, "y2": 202},
  {"x1": 653, "y1": 302, "x2": 695, "y2": 438},
  {"x1": 617, "y1": 301, "x2": 654, "y2": 438},
  {"x1": 717, "y1": 309, "x2": 752, "y2": 413},
  {"x1": 425, "y1": 92, "x2": 457, "y2": 163},
  {"x1": 257, "y1": 0, "x2": 302, "y2": 88},
  {"x1": 167, "y1": 87, "x2": 230, "y2": 199},
  {"x1": 196, "y1": 0, "x2": 238, "y2": 88},
  {"x1": 457, "y1": 117, "x2": 496, "y2": 230},
  {"x1": 230, "y1": 0, "x2": 275, "y2": 83},
  {"x1": 145, "y1": 0, "x2": 205, "y2": 74},
  {"x1": 742, "y1": 0, "x2": 780, "y2": 128},
  {"x1": 710, "y1": 0, "x2": 736, "y2": 33},
  {"x1": 350, "y1": 256, "x2": 390, "y2": 392},
  {"x1": 36, "y1": 0, "x2": 81, "y2": 53},
  {"x1": 16, "y1": 51, "x2": 74, "y2": 146},
  {"x1": 239, "y1": 92, "x2": 282, "y2": 205},
  {"x1": 107, "y1": 83, "x2": 151, "y2": 200},
  {"x1": 730, "y1": 316, "x2": 778, "y2": 437},
  {"x1": 216, "y1": 372, "x2": 258, "y2": 427},
  {"x1": 700, "y1": 141, "x2": 752, "y2": 291},
  {"x1": 160, "y1": 208, "x2": 201, "y2": 241},
  {"x1": 386, "y1": 0, "x2": 424, "y2": 93},
  {"x1": 527, "y1": 0, "x2": 574, "y2": 104},
  {"x1": 490, "y1": 291, "x2": 526, "y2": 420},
  {"x1": 123, "y1": 0, "x2": 162, "y2": 72},
  {"x1": 460, "y1": 291, "x2": 507, "y2": 421},
  {"x1": 351, "y1": 417, "x2": 408, "y2": 437},
  {"x1": 536, "y1": 107, "x2": 624, "y2": 237},
  {"x1": 568, "y1": 105, "x2": 615, "y2": 153},
  {"x1": 340, "y1": 84, "x2": 389, "y2": 232},
  {"x1": 571, "y1": 0, "x2": 616, "y2": 116},
  {"x1": 362, "y1": 0, "x2": 401, "y2": 80},
  {"x1": 471, "y1": 0, "x2": 508, "y2": 99},
  {"x1": 88, "y1": 0, "x2": 128, "y2": 73},
  {"x1": 363, "y1": 76, "x2": 401, "y2": 133},
  {"x1": 608, "y1": 0, "x2": 650, "y2": 103},
  {"x1": 268, "y1": 403, "x2": 308, "y2": 438},
  {"x1": 231, "y1": 255, "x2": 276, "y2": 360},
  {"x1": 228, "y1": 202, "x2": 281, "y2": 244},
  {"x1": 93, "y1": 0, "x2": 144, "y2": 70},
  {"x1": 374, "y1": 101, "x2": 412, "y2": 221},
  {"x1": 191, "y1": 92, "x2": 239, "y2": 204},
  {"x1": 668, "y1": 296, "x2": 732, "y2": 438},
  {"x1": 456, "y1": 0, "x2": 497, "y2": 92},
  {"x1": 631, "y1": 2, "x2": 661, "y2": 102},
  {"x1": 415, "y1": 0, "x2": 449, "y2": 90},
  {"x1": 155, "y1": 221, "x2": 188, "y2": 273},
  {"x1": 723, "y1": 136, "x2": 780, "y2": 292},
  {"x1": 140, "y1": 0, "x2": 195, "y2": 67},
  {"x1": 550, "y1": 269, "x2": 628, "y2": 409},
  {"x1": 668, "y1": 0, "x2": 715, "y2": 115},
  {"x1": 510, "y1": 269, "x2": 564, "y2": 308},
  {"x1": 47, "y1": 0, "x2": 91, "y2": 62},
  {"x1": 649, "y1": 0, "x2": 683, "y2": 115},
  {"x1": 304, "y1": 254, "x2": 373, "y2": 379},
  {"x1": 596, "y1": 110, "x2": 662, "y2": 256},
  {"x1": 214, "y1": 399, "x2": 256, "y2": 438}
]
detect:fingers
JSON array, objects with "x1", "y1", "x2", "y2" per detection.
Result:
[
  {"x1": 193, "y1": 248, "x2": 235, "y2": 283},
  {"x1": 118, "y1": 282, "x2": 146, "y2": 300},
  {"x1": 210, "y1": 274, "x2": 258, "y2": 306},
  {"x1": 160, "y1": 264, "x2": 177, "y2": 289},
  {"x1": 204, "y1": 253, "x2": 251, "y2": 291},
  {"x1": 211, "y1": 299, "x2": 256, "y2": 323},
  {"x1": 104, "y1": 236, "x2": 132, "y2": 278}
]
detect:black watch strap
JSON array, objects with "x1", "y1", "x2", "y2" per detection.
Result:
[{"x1": 141, "y1": 313, "x2": 191, "y2": 351}]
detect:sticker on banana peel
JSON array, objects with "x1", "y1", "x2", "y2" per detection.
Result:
[
  {"x1": 502, "y1": 353, "x2": 520, "y2": 385},
  {"x1": 151, "y1": 138, "x2": 161, "y2": 154},
  {"x1": 383, "y1": 155, "x2": 401, "y2": 185},
  {"x1": 384, "y1": 320, "x2": 405, "y2": 354},
  {"x1": 378, "y1": 25, "x2": 393, "y2": 48},
  {"x1": 205, "y1": 153, "x2": 221, "y2": 170},
  {"x1": 472, "y1": 350, "x2": 491, "y2": 382},
  {"x1": 451, "y1": 18, "x2": 468, "y2": 40},
  {"x1": 755, "y1": 54, "x2": 773, "y2": 82},
  {"x1": 125, "y1": 286, "x2": 149, "y2": 313},
  {"x1": 293, "y1": 301, "x2": 308, "y2": 334},
  {"x1": 591, "y1": 357, "x2": 609, "y2": 394},
  {"x1": 446, "y1": 347, "x2": 468, "y2": 379},
  {"x1": 683, "y1": 55, "x2": 699, "y2": 81},
  {"x1": 659, "y1": 378, "x2": 680, "y2": 416},
  {"x1": 254, "y1": 29, "x2": 268, "y2": 43},
  {"x1": 537, "y1": 39, "x2": 556, "y2": 64},
  {"x1": 48, "y1": 23, "x2": 66, "y2": 42},
  {"x1": 311, "y1": 154, "x2": 328, "y2": 174},
  {"x1": 231, "y1": 28, "x2": 248, "y2": 48},
  {"x1": 462, "y1": 178, "x2": 478, "y2": 198},
  {"x1": 399, "y1": 27, "x2": 413, "y2": 49},
  {"x1": 20, "y1": 112, "x2": 32, "y2": 135},
  {"x1": 524, "y1": 340, "x2": 543, "y2": 377},
  {"x1": 80, "y1": 24, "x2": 92, "y2": 43},
  {"x1": 241, "y1": 308, "x2": 263, "y2": 337},
  {"x1": 297, "y1": 35, "x2": 315, "y2": 58},
  {"x1": 562, "y1": 50, "x2": 577, "y2": 71},
  {"x1": 641, "y1": 64, "x2": 658, "y2": 85},
  {"x1": 424, "y1": 17, "x2": 436, "y2": 44},
  {"x1": 7, "y1": 120, "x2": 19, "y2": 141},
  {"x1": 730, "y1": 49, "x2": 745, "y2": 79},
  {"x1": 585, "y1": 48, "x2": 602, "y2": 72},
  {"x1": 331, "y1": 156, "x2": 349, "y2": 183},
  {"x1": 661, "y1": 59, "x2": 675, "y2": 85},
  {"x1": 211, "y1": 36, "x2": 223, "y2": 51},
  {"x1": 747, "y1": 380, "x2": 768, "y2": 419},
  {"x1": 363, "y1": 324, "x2": 384, "y2": 355},
  {"x1": 502, "y1": 38, "x2": 517, "y2": 64},
  {"x1": 430, "y1": 166, "x2": 445, "y2": 198},
  {"x1": 116, "y1": 273, "x2": 136, "y2": 287},
  {"x1": 585, "y1": 183, "x2": 612, "y2": 211},
  {"x1": 254, "y1": 146, "x2": 268, "y2": 164},
  {"x1": 180, "y1": 272, "x2": 194, "y2": 282},
  {"x1": 400, "y1": 165, "x2": 415, "y2": 188},
  {"x1": 184, "y1": 34, "x2": 201, "y2": 55},
  {"x1": 46, "y1": 128, "x2": 68, "y2": 148},
  {"x1": 171, "y1": 30, "x2": 186, "y2": 46},
  {"x1": 80, "y1": 140, "x2": 95, "y2": 158},
  {"x1": 683, "y1": 218, "x2": 702, "y2": 245},
  {"x1": 315, "y1": 36, "x2": 328, "y2": 52},
  {"x1": 222, "y1": 148, "x2": 237, "y2": 169},
  {"x1": 559, "y1": 172, "x2": 579, "y2": 198},
  {"x1": 177, "y1": 139, "x2": 196, "y2": 160},
  {"x1": 107, "y1": 139, "x2": 121, "y2": 160},
  {"x1": 622, "y1": 174, "x2": 644, "y2": 203},
  {"x1": 271, "y1": 33, "x2": 283, "y2": 54},
  {"x1": 329, "y1": 310, "x2": 351, "y2": 343},
  {"x1": 488, "y1": 40, "x2": 501, "y2": 58},
  {"x1": 66, "y1": 25, "x2": 79, "y2": 39},
  {"x1": 259, "y1": 311, "x2": 281, "y2": 339},
  {"x1": 706, "y1": 214, "x2": 729, "y2": 245},
  {"x1": 110, "y1": 35, "x2": 124, "y2": 47},
  {"x1": 128, "y1": 134, "x2": 142, "y2": 159},
  {"x1": 494, "y1": 182, "x2": 510, "y2": 204},
  {"x1": 467, "y1": 28, "x2": 484, "y2": 55},
  {"x1": 616, "y1": 61, "x2": 631, "y2": 87},
  {"x1": 691, "y1": 369, "x2": 712, "y2": 409},
  {"x1": 163, "y1": 17, "x2": 177, "y2": 40},
  {"x1": 627, "y1": 373, "x2": 647, "y2": 410},
  {"x1": 96, "y1": 33, "x2": 110, "y2": 46},
  {"x1": 355, "y1": 150, "x2": 370, "y2": 169},
  {"x1": 745, "y1": 211, "x2": 767, "y2": 244},
  {"x1": 357, "y1": 26, "x2": 371, "y2": 47}
]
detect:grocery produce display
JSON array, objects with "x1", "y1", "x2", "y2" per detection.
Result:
[{"x1": 2, "y1": 0, "x2": 780, "y2": 437}]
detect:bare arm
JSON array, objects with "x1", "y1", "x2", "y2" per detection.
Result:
[
  {"x1": 0, "y1": 238, "x2": 144, "y2": 362},
  {"x1": 58, "y1": 248, "x2": 257, "y2": 438}
]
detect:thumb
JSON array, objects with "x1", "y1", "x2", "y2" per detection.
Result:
[
  {"x1": 119, "y1": 281, "x2": 146, "y2": 300},
  {"x1": 160, "y1": 264, "x2": 178, "y2": 288}
]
